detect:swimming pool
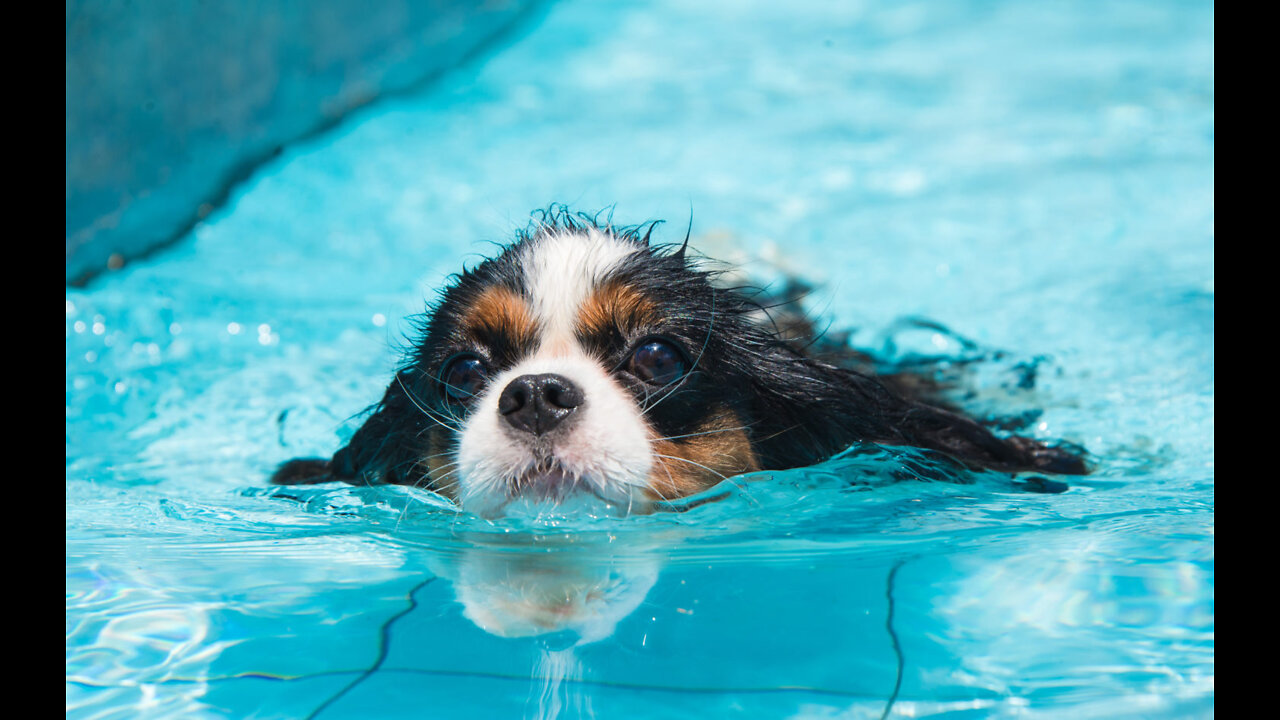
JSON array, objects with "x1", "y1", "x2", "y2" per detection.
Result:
[{"x1": 66, "y1": 1, "x2": 1214, "y2": 717}]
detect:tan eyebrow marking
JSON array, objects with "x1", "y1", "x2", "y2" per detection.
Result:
[
  {"x1": 576, "y1": 279, "x2": 660, "y2": 339},
  {"x1": 463, "y1": 286, "x2": 538, "y2": 350}
]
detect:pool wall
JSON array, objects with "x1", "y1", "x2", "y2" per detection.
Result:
[{"x1": 65, "y1": 0, "x2": 544, "y2": 285}]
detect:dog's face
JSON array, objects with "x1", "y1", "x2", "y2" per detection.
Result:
[{"x1": 405, "y1": 221, "x2": 761, "y2": 515}]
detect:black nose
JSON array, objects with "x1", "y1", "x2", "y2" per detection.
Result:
[{"x1": 498, "y1": 374, "x2": 584, "y2": 436}]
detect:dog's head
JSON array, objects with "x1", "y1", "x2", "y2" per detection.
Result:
[{"x1": 371, "y1": 212, "x2": 777, "y2": 515}]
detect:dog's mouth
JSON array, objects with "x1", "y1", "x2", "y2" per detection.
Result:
[
  {"x1": 469, "y1": 459, "x2": 640, "y2": 518},
  {"x1": 510, "y1": 462, "x2": 583, "y2": 502}
]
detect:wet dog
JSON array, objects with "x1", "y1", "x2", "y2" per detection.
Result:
[{"x1": 274, "y1": 208, "x2": 1085, "y2": 514}]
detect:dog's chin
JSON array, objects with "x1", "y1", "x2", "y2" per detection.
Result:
[
  {"x1": 464, "y1": 463, "x2": 648, "y2": 520},
  {"x1": 512, "y1": 465, "x2": 580, "y2": 502}
]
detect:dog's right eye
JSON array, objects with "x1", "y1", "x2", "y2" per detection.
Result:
[
  {"x1": 629, "y1": 339, "x2": 689, "y2": 386},
  {"x1": 440, "y1": 355, "x2": 489, "y2": 401}
]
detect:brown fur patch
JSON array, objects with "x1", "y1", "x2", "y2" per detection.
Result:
[
  {"x1": 647, "y1": 406, "x2": 759, "y2": 500},
  {"x1": 417, "y1": 429, "x2": 460, "y2": 500},
  {"x1": 464, "y1": 286, "x2": 537, "y2": 350},
  {"x1": 576, "y1": 280, "x2": 659, "y2": 340}
]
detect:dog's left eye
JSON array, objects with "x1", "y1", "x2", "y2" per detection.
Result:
[
  {"x1": 629, "y1": 339, "x2": 689, "y2": 386},
  {"x1": 440, "y1": 355, "x2": 489, "y2": 401}
]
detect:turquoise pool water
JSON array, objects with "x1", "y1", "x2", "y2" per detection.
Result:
[{"x1": 66, "y1": 1, "x2": 1213, "y2": 717}]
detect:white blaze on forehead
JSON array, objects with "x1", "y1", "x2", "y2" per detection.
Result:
[{"x1": 519, "y1": 228, "x2": 641, "y2": 347}]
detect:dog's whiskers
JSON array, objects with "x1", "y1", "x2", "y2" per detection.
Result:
[
  {"x1": 649, "y1": 424, "x2": 756, "y2": 444},
  {"x1": 395, "y1": 373, "x2": 461, "y2": 431},
  {"x1": 650, "y1": 453, "x2": 730, "y2": 482}
]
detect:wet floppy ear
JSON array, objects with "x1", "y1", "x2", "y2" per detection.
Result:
[
  {"x1": 742, "y1": 345, "x2": 908, "y2": 469},
  {"x1": 891, "y1": 401, "x2": 1087, "y2": 474},
  {"x1": 741, "y1": 344, "x2": 1087, "y2": 475}
]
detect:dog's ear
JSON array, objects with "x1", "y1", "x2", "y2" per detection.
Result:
[
  {"x1": 271, "y1": 370, "x2": 431, "y2": 486},
  {"x1": 739, "y1": 345, "x2": 903, "y2": 469},
  {"x1": 743, "y1": 345, "x2": 1086, "y2": 475},
  {"x1": 890, "y1": 400, "x2": 1087, "y2": 474}
]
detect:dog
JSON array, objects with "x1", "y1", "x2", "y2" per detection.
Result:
[{"x1": 273, "y1": 208, "x2": 1085, "y2": 515}]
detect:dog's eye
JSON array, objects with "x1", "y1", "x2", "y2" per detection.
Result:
[
  {"x1": 440, "y1": 355, "x2": 489, "y2": 401},
  {"x1": 629, "y1": 340, "x2": 688, "y2": 386}
]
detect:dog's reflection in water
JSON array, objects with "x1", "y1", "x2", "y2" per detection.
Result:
[
  {"x1": 429, "y1": 532, "x2": 662, "y2": 719},
  {"x1": 432, "y1": 534, "x2": 659, "y2": 644}
]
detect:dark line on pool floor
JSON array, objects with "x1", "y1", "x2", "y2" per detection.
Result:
[
  {"x1": 880, "y1": 559, "x2": 906, "y2": 720},
  {"x1": 306, "y1": 575, "x2": 438, "y2": 720}
]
